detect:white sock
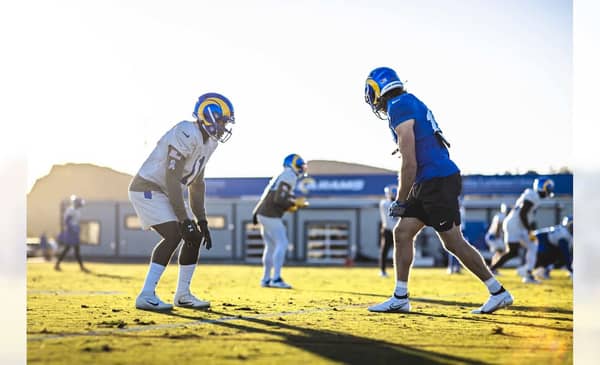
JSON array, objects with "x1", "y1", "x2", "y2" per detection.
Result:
[
  {"x1": 141, "y1": 262, "x2": 166, "y2": 294},
  {"x1": 394, "y1": 281, "x2": 408, "y2": 297},
  {"x1": 484, "y1": 277, "x2": 502, "y2": 294},
  {"x1": 176, "y1": 264, "x2": 196, "y2": 295}
]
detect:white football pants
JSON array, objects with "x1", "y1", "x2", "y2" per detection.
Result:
[{"x1": 257, "y1": 214, "x2": 288, "y2": 281}]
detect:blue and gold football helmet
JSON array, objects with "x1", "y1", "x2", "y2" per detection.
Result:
[
  {"x1": 193, "y1": 92, "x2": 235, "y2": 143},
  {"x1": 533, "y1": 177, "x2": 555, "y2": 198},
  {"x1": 283, "y1": 154, "x2": 307, "y2": 177},
  {"x1": 364, "y1": 67, "x2": 405, "y2": 119}
]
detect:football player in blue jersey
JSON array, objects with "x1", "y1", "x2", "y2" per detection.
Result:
[
  {"x1": 364, "y1": 67, "x2": 512, "y2": 314},
  {"x1": 533, "y1": 215, "x2": 573, "y2": 279}
]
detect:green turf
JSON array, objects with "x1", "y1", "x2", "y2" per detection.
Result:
[{"x1": 27, "y1": 262, "x2": 572, "y2": 364}]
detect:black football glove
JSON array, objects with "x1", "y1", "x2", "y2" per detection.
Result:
[
  {"x1": 389, "y1": 200, "x2": 407, "y2": 218},
  {"x1": 180, "y1": 219, "x2": 203, "y2": 247},
  {"x1": 197, "y1": 219, "x2": 212, "y2": 250}
]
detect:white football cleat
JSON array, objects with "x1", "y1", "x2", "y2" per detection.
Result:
[
  {"x1": 135, "y1": 292, "x2": 173, "y2": 311},
  {"x1": 269, "y1": 277, "x2": 292, "y2": 289},
  {"x1": 260, "y1": 278, "x2": 271, "y2": 287},
  {"x1": 472, "y1": 290, "x2": 513, "y2": 314},
  {"x1": 368, "y1": 294, "x2": 410, "y2": 313},
  {"x1": 174, "y1": 292, "x2": 210, "y2": 309},
  {"x1": 379, "y1": 271, "x2": 389, "y2": 278}
]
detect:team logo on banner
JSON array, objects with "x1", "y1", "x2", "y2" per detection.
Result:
[{"x1": 297, "y1": 177, "x2": 365, "y2": 195}]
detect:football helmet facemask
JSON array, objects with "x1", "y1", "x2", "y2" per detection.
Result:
[{"x1": 193, "y1": 92, "x2": 235, "y2": 143}]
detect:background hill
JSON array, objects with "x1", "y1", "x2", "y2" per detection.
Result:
[
  {"x1": 27, "y1": 163, "x2": 133, "y2": 239},
  {"x1": 27, "y1": 160, "x2": 393, "y2": 238}
]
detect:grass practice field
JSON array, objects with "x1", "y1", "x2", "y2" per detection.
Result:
[{"x1": 27, "y1": 262, "x2": 573, "y2": 364}]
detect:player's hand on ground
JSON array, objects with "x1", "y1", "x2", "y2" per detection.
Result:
[
  {"x1": 197, "y1": 219, "x2": 212, "y2": 250},
  {"x1": 389, "y1": 200, "x2": 406, "y2": 217},
  {"x1": 180, "y1": 219, "x2": 203, "y2": 247}
]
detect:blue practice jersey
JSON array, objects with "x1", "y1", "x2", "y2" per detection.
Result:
[{"x1": 387, "y1": 93, "x2": 459, "y2": 183}]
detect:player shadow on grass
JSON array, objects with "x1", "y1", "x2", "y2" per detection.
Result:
[
  {"x1": 315, "y1": 290, "x2": 573, "y2": 315},
  {"x1": 204, "y1": 309, "x2": 488, "y2": 365},
  {"x1": 407, "y1": 310, "x2": 571, "y2": 333},
  {"x1": 87, "y1": 271, "x2": 137, "y2": 281}
]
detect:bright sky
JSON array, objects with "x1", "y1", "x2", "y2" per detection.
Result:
[{"x1": 5, "y1": 0, "x2": 572, "y2": 191}]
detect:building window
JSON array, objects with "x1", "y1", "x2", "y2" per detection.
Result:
[
  {"x1": 306, "y1": 222, "x2": 350, "y2": 264},
  {"x1": 80, "y1": 221, "x2": 100, "y2": 245},
  {"x1": 125, "y1": 215, "x2": 143, "y2": 230},
  {"x1": 243, "y1": 222, "x2": 263, "y2": 263},
  {"x1": 206, "y1": 215, "x2": 226, "y2": 230}
]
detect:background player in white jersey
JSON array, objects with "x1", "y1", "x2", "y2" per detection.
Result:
[
  {"x1": 490, "y1": 177, "x2": 555, "y2": 283},
  {"x1": 55, "y1": 195, "x2": 89, "y2": 272},
  {"x1": 486, "y1": 203, "x2": 508, "y2": 273},
  {"x1": 379, "y1": 185, "x2": 399, "y2": 277},
  {"x1": 252, "y1": 154, "x2": 309, "y2": 289},
  {"x1": 128, "y1": 92, "x2": 235, "y2": 311},
  {"x1": 534, "y1": 215, "x2": 573, "y2": 279}
]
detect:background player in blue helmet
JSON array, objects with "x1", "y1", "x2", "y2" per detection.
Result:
[
  {"x1": 252, "y1": 154, "x2": 309, "y2": 289},
  {"x1": 379, "y1": 185, "x2": 399, "y2": 277},
  {"x1": 533, "y1": 215, "x2": 573, "y2": 279},
  {"x1": 55, "y1": 195, "x2": 89, "y2": 272},
  {"x1": 490, "y1": 177, "x2": 555, "y2": 283},
  {"x1": 128, "y1": 92, "x2": 235, "y2": 311},
  {"x1": 364, "y1": 67, "x2": 512, "y2": 314}
]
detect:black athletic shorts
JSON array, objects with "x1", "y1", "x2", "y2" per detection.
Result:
[{"x1": 402, "y1": 172, "x2": 462, "y2": 232}]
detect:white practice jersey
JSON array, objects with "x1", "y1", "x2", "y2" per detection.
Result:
[
  {"x1": 536, "y1": 225, "x2": 573, "y2": 247},
  {"x1": 63, "y1": 206, "x2": 81, "y2": 228},
  {"x1": 379, "y1": 200, "x2": 398, "y2": 230},
  {"x1": 254, "y1": 168, "x2": 298, "y2": 218},
  {"x1": 505, "y1": 188, "x2": 541, "y2": 230},
  {"x1": 487, "y1": 211, "x2": 507, "y2": 236},
  {"x1": 137, "y1": 121, "x2": 218, "y2": 191}
]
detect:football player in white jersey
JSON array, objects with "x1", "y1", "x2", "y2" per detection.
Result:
[
  {"x1": 379, "y1": 185, "x2": 399, "y2": 277},
  {"x1": 128, "y1": 93, "x2": 235, "y2": 311},
  {"x1": 252, "y1": 154, "x2": 309, "y2": 289},
  {"x1": 490, "y1": 177, "x2": 555, "y2": 283},
  {"x1": 55, "y1": 195, "x2": 89, "y2": 272},
  {"x1": 533, "y1": 215, "x2": 573, "y2": 279},
  {"x1": 486, "y1": 203, "x2": 508, "y2": 272}
]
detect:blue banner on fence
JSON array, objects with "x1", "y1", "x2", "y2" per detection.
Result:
[{"x1": 205, "y1": 174, "x2": 572, "y2": 198}]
